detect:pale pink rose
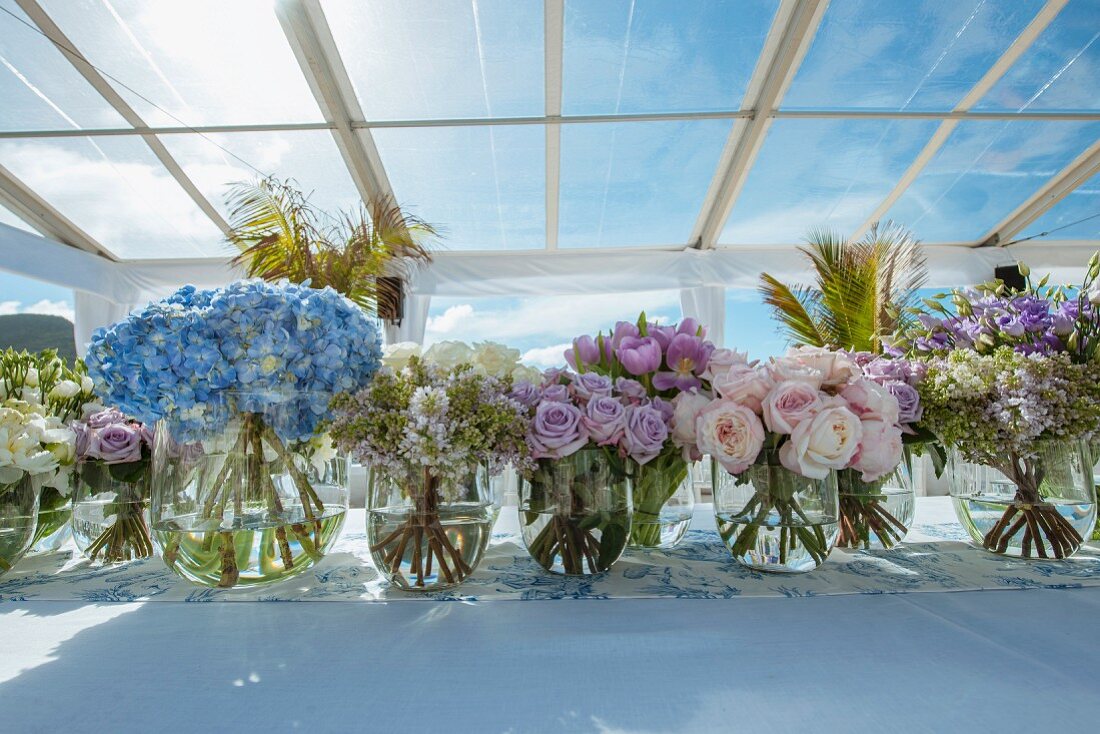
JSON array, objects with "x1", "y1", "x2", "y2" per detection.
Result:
[
  {"x1": 766, "y1": 356, "x2": 825, "y2": 390},
  {"x1": 852, "y1": 419, "x2": 904, "y2": 482},
  {"x1": 762, "y1": 380, "x2": 824, "y2": 435},
  {"x1": 695, "y1": 400, "x2": 765, "y2": 475},
  {"x1": 840, "y1": 379, "x2": 900, "y2": 426},
  {"x1": 701, "y1": 348, "x2": 749, "y2": 382},
  {"x1": 713, "y1": 364, "x2": 774, "y2": 412},
  {"x1": 779, "y1": 405, "x2": 862, "y2": 479},
  {"x1": 784, "y1": 346, "x2": 860, "y2": 387},
  {"x1": 670, "y1": 391, "x2": 711, "y2": 461}
]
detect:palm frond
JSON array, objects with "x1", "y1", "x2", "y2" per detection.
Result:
[{"x1": 758, "y1": 273, "x2": 827, "y2": 347}]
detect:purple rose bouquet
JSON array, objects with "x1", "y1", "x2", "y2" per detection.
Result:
[
  {"x1": 564, "y1": 313, "x2": 718, "y2": 548},
  {"x1": 71, "y1": 408, "x2": 155, "y2": 563}
]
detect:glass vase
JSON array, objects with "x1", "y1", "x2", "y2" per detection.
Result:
[
  {"x1": 29, "y1": 482, "x2": 72, "y2": 553},
  {"x1": 0, "y1": 474, "x2": 38, "y2": 577},
  {"x1": 713, "y1": 454, "x2": 839, "y2": 573},
  {"x1": 835, "y1": 461, "x2": 915, "y2": 550},
  {"x1": 520, "y1": 448, "x2": 632, "y2": 576},
  {"x1": 627, "y1": 456, "x2": 695, "y2": 549},
  {"x1": 151, "y1": 391, "x2": 349, "y2": 588},
  {"x1": 949, "y1": 439, "x2": 1096, "y2": 559},
  {"x1": 367, "y1": 464, "x2": 493, "y2": 591},
  {"x1": 72, "y1": 461, "x2": 153, "y2": 564}
]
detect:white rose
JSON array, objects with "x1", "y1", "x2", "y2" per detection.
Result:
[
  {"x1": 702, "y1": 348, "x2": 749, "y2": 382},
  {"x1": 779, "y1": 405, "x2": 862, "y2": 479},
  {"x1": 49, "y1": 380, "x2": 82, "y2": 400},
  {"x1": 767, "y1": 356, "x2": 825, "y2": 390},
  {"x1": 511, "y1": 364, "x2": 543, "y2": 385},
  {"x1": 695, "y1": 400, "x2": 765, "y2": 475},
  {"x1": 423, "y1": 341, "x2": 475, "y2": 370},
  {"x1": 472, "y1": 341, "x2": 521, "y2": 378},
  {"x1": 670, "y1": 391, "x2": 711, "y2": 458},
  {"x1": 784, "y1": 346, "x2": 859, "y2": 387},
  {"x1": 381, "y1": 342, "x2": 422, "y2": 370}
]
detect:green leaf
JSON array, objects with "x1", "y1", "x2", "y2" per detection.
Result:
[
  {"x1": 597, "y1": 522, "x2": 627, "y2": 570},
  {"x1": 107, "y1": 460, "x2": 149, "y2": 484}
]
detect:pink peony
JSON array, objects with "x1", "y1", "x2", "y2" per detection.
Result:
[
  {"x1": 670, "y1": 391, "x2": 711, "y2": 461},
  {"x1": 840, "y1": 379, "x2": 900, "y2": 426},
  {"x1": 713, "y1": 364, "x2": 774, "y2": 412},
  {"x1": 852, "y1": 419, "x2": 904, "y2": 482}
]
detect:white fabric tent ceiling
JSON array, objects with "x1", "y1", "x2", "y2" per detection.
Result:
[{"x1": 0, "y1": 0, "x2": 1098, "y2": 346}]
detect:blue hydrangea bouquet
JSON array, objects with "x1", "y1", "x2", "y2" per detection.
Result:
[{"x1": 85, "y1": 280, "x2": 382, "y2": 588}]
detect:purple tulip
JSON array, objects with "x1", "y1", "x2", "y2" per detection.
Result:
[
  {"x1": 647, "y1": 324, "x2": 677, "y2": 351},
  {"x1": 565, "y1": 335, "x2": 601, "y2": 370},
  {"x1": 528, "y1": 401, "x2": 589, "y2": 459},
  {"x1": 616, "y1": 336, "x2": 663, "y2": 376},
  {"x1": 652, "y1": 333, "x2": 710, "y2": 391},
  {"x1": 622, "y1": 404, "x2": 669, "y2": 465},
  {"x1": 676, "y1": 317, "x2": 705, "y2": 338},
  {"x1": 571, "y1": 372, "x2": 613, "y2": 401},
  {"x1": 582, "y1": 396, "x2": 627, "y2": 446},
  {"x1": 610, "y1": 321, "x2": 640, "y2": 350}
]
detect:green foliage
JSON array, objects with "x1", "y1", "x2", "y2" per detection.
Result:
[
  {"x1": 759, "y1": 222, "x2": 927, "y2": 353},
  {"x1": 226, "y1": 177, "x2": 436, "y2": 315}
]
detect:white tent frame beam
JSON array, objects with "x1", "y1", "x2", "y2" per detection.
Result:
[
  {"x1": 690, "y1": 0, "x2": 829, "y2": 250},
  {"x1": 14, "y1": 0, "x2": 231, "y2": 239},
  {"x1": 850, "y1": 0, "x2": 1069, "y2": 241},
  {"x1": 544, "y1": 0, "x2": 564, "y2": 250},
  {"x1": 276, "y1": 0, "x2": 396, "y2": 205},
  {"x1": 0, "y1": 163, "x2": 112, "y2": 258},
  {"x1": 980, "y1": 139, "x2": 1100, "y2": 246},
  {"x1": 6, "y1": 112, "x2": 1100, "y2": 142}
]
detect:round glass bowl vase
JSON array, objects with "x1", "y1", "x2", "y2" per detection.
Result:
[
  {"x1": 72, "y1": 460, "x2": 154, "y2": 564},
  {"x1": 367, "y1": 464, "x2": 494, "y2": 591},
  {"x1": 0, "y1": 474, "x2": 39, "y2": 577},
  {"x1": 520, "y1": 449, "x2": 632, "y2": 576},
  {"x1": 949, "y1": 439, "x2": 1096, "y2": 559},
  {"x1": 835, "y1": 462, "x2": 915, "y2": 550},
  {"x1": 29, "y1": 482, "x2": 72, "y2": 554},
  {"x1": 627, "y1": 457, "x2": 695, "y2": 550},
  {"x1": 151, "y1": 392, "x2": 349, "y2": 588},
  {"x1": 713, "y1": 455, "x2": 839, "y2": 573}
]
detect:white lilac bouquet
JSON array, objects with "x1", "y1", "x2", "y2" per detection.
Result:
[
  {"x1": 330, "y1": 358, "x2": 529, "y2": 586},
  {"x1": 562, "y1": 313, "x2": 718, "y2": 546},
  {"x1": 678, "y1": 347, "x2": 905, "y2": 565},
  {"x1": 71, "y1": 409, "x2": 155, "y2": 562},
  {"x1": 0, "y1": 348, "x2": 97, "y2": 547},
  {"x1": 917, "y1": 347, "x2": 1100, "y2": 557}
]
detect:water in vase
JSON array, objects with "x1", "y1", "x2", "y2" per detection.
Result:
[
  {"x1": 367, "y1": 504, "x2": 492, "y2": 590},
  {"x1": 716, "y1": 512, "x2": 839, "y2": 573}
]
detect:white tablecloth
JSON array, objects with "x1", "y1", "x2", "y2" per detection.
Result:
[{"x1": 2, "y1": 499, "x2": 1098, "y2": 733}]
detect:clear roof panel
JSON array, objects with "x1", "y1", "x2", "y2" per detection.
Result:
[
  {"x1": 977, "y1": 0, "x2": 1100, "y2": 112},
  {"x1": 1018, "y1": 171, "x2": 1100, "y2": 241},
  {"x1": 157, "y1": 130, "x2": 361, "y2": 225},
  {"x1": 783, "y1": 0, "x2": 1045, "y2": 111},
  {"x1": 884, "y1": 120, "x2": 1100, "y2": 242},
  {"x1": 562, "y1": 0, "x2": 779, "y2": 115},
  {"x1": 719, "y1": 118, "x2": 940, "y2": 244},
  {"x1": 559, "y1": 119, "x2": 730, "y2": 248},
  {"x1": 0, "y1": 0, "x2": 126, "y2": 132},
  {"x1": 0, "y1": 200, "x2": 36, "y2": 235},
  {"x1": 0, "y1": 135, "x2": 227, "y2": 258},
  {"x1": 372, "y1": 125, "x2": 545, "y2": 250},
  {"x1": 37, "y1": 0, "x2": 322, "y2": 126},
  {"x1": 324, "y1": 0, "x2": 543, "y2": 121}
]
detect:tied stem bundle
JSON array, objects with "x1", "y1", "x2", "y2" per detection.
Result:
[
  {"x1": 368, "y1": 468, "x2": 472, "y2": 588},
  {"x1": 162, "y1": 413, "x2": 327, "y2": 588},
  {"x1": 980, "y1": 453, "x2": 1084, "y2": 559},
  {"x1": 835, "y1": 470, "x2": 909, "y2": 550}
]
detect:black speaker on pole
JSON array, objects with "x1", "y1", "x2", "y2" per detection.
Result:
[{"x1": 994, "y1": 264, "x2": 1026, "y2": 292}]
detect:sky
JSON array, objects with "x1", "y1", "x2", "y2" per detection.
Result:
[{"x1": 0, "y1": 1, "x2": 1097, "y2": 350}]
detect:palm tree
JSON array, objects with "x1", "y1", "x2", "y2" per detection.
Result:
[
  {"x1": 225, "y1": 177, "x2": 436, "y2": 316},
  {"x1": 758, "y1": 222, "x2": 927, "y2": 353}
]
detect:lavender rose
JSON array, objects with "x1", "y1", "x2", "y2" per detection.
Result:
[
  {"x1": 885, "y1": 381, "x2": 922, "y2": 425},
  {"x1": 509, "y1": 381, "x2": 541, "y2": 408},
  {"x1": 622, "y1": 404, "x2": 669, "y2": 465},
  {"x1": 571, "y1": 372, "x2": 613, "y2": 401},
  {"x1": 582, "y1": 396, "x2": 627, "y2": 447},
  {"x1": 528, "y1": 401, "x2": 589, "y2": 459},
  {"x1": 540, "y1": 384, "x2": 571, "y2": 403},
  {"x1": 615, "y1": 377, "x2": 648, "y2": 402},
  {"x1": 94, "y1": 423, "x2": 144, "y2": 464}
]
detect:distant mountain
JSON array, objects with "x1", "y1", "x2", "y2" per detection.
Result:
[{"x1": 0, "y1": 314, "x2": 77, "y2": 363}]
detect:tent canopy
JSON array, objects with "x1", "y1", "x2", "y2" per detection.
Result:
[{"x1": 0, "y1": 0, "x2": 1098, "y2": 346}]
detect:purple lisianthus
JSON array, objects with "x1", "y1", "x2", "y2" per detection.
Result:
[
  {"x1": 652, "y1": 333, "x2": 712, "y2": 391},
  {"x1": 582, "y1": 396, "x2": 627, "y2": 446},
  {"x1": 615, "y1": 377, "x2": 648, "y2": 402},
  {"x1": 616, "y1": 336, "x2": 663, "y2": 376},
  {"x1": 540, "y1": 383, "x2": 571, "y2": 403},
  {"x1": 886, "y1": 381, "x2": 923, "y2": 425},
  {"x1": 528, "y1": 401, "x2": 589, "y2": 459},
  {"x1": 571, "y1": 372, "x2": 613, "y2": 401},
  {"x1": 509, "y1": 381, "x2": 541, "y2": 408},
  {"x1": 622, "y1": 404, "x2": 669, "y2": 465}
]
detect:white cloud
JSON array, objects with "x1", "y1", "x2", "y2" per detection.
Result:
[
  {"x1": 424, "y1": 304, "x2": 475, "y2": 335},
  {"x1": 521, "y1": 343, "x2": 571, "y2": 369},
  {"x1": 0, "y1": 300, "x2": 74, "y2": 322}
]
